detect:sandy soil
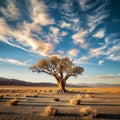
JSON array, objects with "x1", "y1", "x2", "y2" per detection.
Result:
[{"x1": 0, "y1": 86, "x2": 120, "y2": 120}]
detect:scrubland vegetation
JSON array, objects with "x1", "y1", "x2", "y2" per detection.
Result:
[{"x1": 0, "y1": 86, "x2": 120, "y2": 120}]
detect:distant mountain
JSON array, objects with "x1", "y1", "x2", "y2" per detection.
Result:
[
  {"x1": 0, "y1": 77, "x2": 56, "y2": 86},
  {"x1": 0, "y1": 77, "x2": 120, "y2": 87}
]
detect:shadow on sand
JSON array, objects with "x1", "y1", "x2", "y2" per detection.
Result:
[{"x1": 97, "y1": 113, "x2": 120, "y2": 120}]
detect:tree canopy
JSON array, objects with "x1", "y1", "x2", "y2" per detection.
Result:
[{"x1": 30, "y1": 56, "x2": 84, "y2": 92}]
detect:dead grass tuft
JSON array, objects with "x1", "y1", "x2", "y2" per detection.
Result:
[
  {"x1": 79, "y1": 106, "x2": 97, "y2": 119},
  {"x1": 40, "y1": 106, "x2": 58, "y2": 116},
  {"x1": 6, "y1": 99, "x2": 19, "y2": 106},
  {"x1": 70, "y1": 98, "x2": 81, "y2": 105},
  {"x1": 0, "y1": 94, "x2": 4, "y2": 98}
]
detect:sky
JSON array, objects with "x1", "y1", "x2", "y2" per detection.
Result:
[{"x1": 0, "y1": 0, "x2": 120, "y2": 84}]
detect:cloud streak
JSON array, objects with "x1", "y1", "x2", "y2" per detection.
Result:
[
  {"x1": 0, "y1": 0, "x2": 20, "y2": 20},
  {"x1": 0, "y1": 58, "x2": 30, "y2": 66},
  {"x1": 0, "y1": 0, "x2": 119, "y2": 65}
]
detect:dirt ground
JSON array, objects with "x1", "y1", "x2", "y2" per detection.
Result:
[{"x1": 0, "y1": 86, "x2": 120, "y2": 120}]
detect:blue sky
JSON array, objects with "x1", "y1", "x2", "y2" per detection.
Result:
[{"x1": 0, "y1": 0, "x2": 120, "y2": 84}]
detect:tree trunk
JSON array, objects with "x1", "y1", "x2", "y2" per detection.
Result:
[{"x1": 58, "y1": 80, "x2": 67, "y2": 93}]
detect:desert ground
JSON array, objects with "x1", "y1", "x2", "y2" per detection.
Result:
[{"x1": 0, "y1": 86, "x2": 120, "y2": 120}]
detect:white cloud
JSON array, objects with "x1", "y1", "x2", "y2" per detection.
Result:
[
  {"x1": 67, "y1": 49, "x2": 79, "y2": 58},
  {"x1": 72, "y1": 29, "x2": 88, "y2": 46},
  {"x1": 0, "y1": 0, "x2": 20, "y2": 20},
  {"x1": 59, "y1": 0, "x2": 74, "y2": 17},
  {"x1": 61, "y1": 31, "x2": 68, "y2": 36},
  {"x1": 60, "y1": 21, "x2": 71, "y2": 28},
  {"x1": 71, "y1": 18, "x2": 79, "y2": 23},
  {"x1": 98, "y1": 60, "x2": 104, "y2": 65},
  {"x1": 30, "y1": 0, "x2": 54, "y2": 25},
  {"x1": 106, "y1": 45, "x2": 120, "y2": 61},
  {"x1": 89, "y1": 45, "x2": 107, "y2": 57},
  {"x1": 88, "y1": 14, "x2": 109, "y2": 32},
  {"x1": 107, "y1": 53, "x2": 120, "y2": 61},
  {"x1": 78, "y1": 0, "x2": 98, "y2": 11},
  {"x1": 0, "y1": 0, "x2": 56, "y2": 57},
  {"x1": 0, "y1": 58, "x2": 30, "y2": 66},
  {"x1": 107, "y1": 45, "x2": 120, "y2": 55},
  {"x1": 49, "y1": 26, "x2": 59, "y2": 34},
  {"x1": 0, "y1": 17, "x2": 54, "y2": 56},
  {"x1": 36, "y1": 12, "x2": 54, "y2": 25},
  {"x1": 87, "y1": 1, "x2": 110, "y2": 32},
  {"x1": 93, "y1": 29, "x2": 105, "y2": 38}
]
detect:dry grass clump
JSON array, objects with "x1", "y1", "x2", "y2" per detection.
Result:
[
  {"x1": 40, "y1": 106, "x2": 58, "y2": 116},
  {"x1": 0, "y1": 94, "x2": 4, "y2": 98},
  {"x1": 24, "y1": 94, "x2": 31, "y2": 97},
  {"x1": 32, "y1": 94, "x2": 38, "y2": 97},
  {"x1": 79, "y1": 106, "x2": 97, "y2": 119},
  {"x1": 53, "y1": 98, "x2": 60, "y2": 102},
  {"x1": 6, "y1": 99, "x2": 19, "y2": 106},
  {"x1": 70, "y1": 98, "x2": 81, "y2": 105}
]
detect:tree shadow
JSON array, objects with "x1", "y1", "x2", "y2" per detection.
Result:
[
  {"x1": 81, "y1": 103, "x2": 120, "y2": 106},
  {"x1": 97, "y1": 113, "x2": 120, "y2": 119},
  {"x1": 0, "y1": 112, "x2": 19, "y2": 115},
  {"x1": 95, "y1": 96, "x2": 120, "y2": 99},
  {"x1": 57, "y1": 113, "x2": 80, "y2": 117}
]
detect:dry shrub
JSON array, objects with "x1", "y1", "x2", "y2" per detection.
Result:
[
  {"x1": 0, "y1": 94, "x2": 4, "y2": 98},
  {"x1": 6, "y1": 99, "x2": 19, "y2": 106},
  {"x1": 70, "y1": 98, "x2": 81, "y2": 105},
  {"x1": 32, "y1": 94, "x2": 38, "y2": 97},
  {"x1": 53, "y1": 98, "x2": 60, "y2": 102},
  {"x1": 24, "y1": 94, "x2": 30, "y2": 97},
  {"x1": 79, "y1": 106, "x2": 97, "y2": 119},
  {"x1": 40, "y1": 106, "x2": 58, "y2": 116}
]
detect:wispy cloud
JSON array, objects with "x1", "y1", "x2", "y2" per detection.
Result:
[
  {"x1": 49, "y1": 26, "x2": 60, "y2": 34},
  {"x1": 87, "y1": 1, "x2": 110, "y2": 32},
  {"x1": 0, "y1": 0, "x2": 119, "y2": 65},
  {"x1": 60, "y1": 21, "x2": 71, "y2": 28},
  {"x1": 93, "y1": 29, "x2": 105, "y2": 38},
  {"x1": 72, "y1": 29, "x2": 88, "y2": 47},
  {"x1": 89, "y1": 45, "x2": 107, "y2": 57},
  {"x1": 0, "y1": 0, "x2": 55, "y2": 56},
  {"x1": 98, "y1": 60, "x2": 104, "y2": 65},
  {"x1": 30, "y1": 0, "x2": 54, "y2": 25},
  {"x1": 67, "y1": 49, "x2": 79, "y2": 58},
  {"x1": 0, "y1": 0, "x2": 20, "y2": 20},
  {"x1": 0, "y1": 58, "x2": 30, "y2": 66},
  {"x1": 78, "y1": 0, "x2": 98, "y2": 11},
  {"x1": 61, "y1": 31, "x2": 68, "y2": 36}
]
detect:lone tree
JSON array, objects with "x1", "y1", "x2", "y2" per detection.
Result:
[{"x1": 29, "y1": 56, "x2": 84, "y2": 92}]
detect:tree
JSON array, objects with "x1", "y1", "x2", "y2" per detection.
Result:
[{"x1": 29, "y1": 56, "x2": 84, "y2": 92}]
